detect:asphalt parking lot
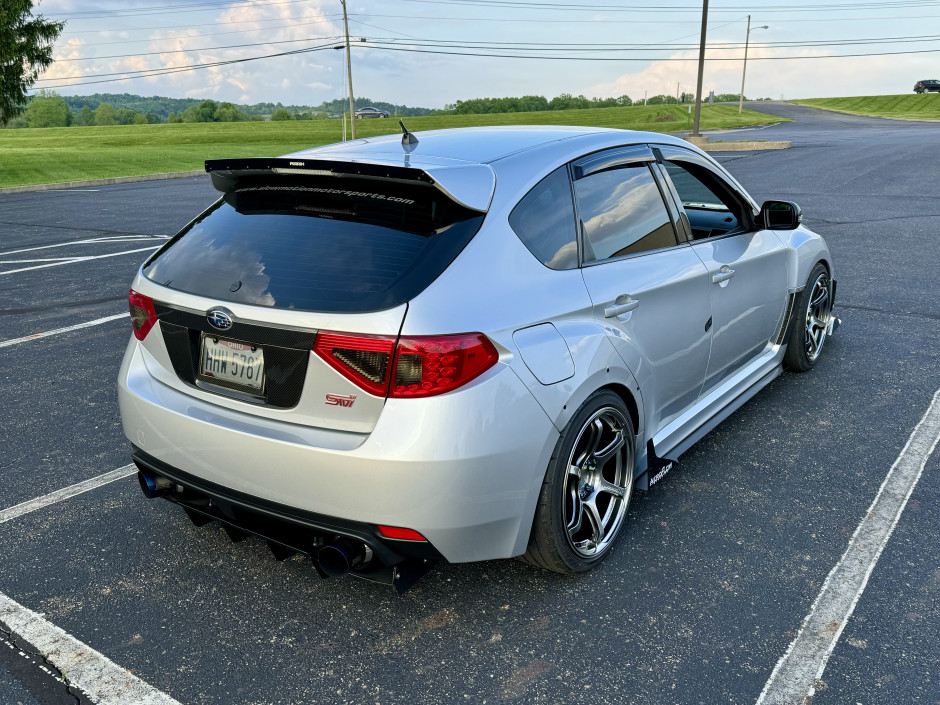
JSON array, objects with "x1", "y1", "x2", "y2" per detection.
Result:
[{"x1": 1, "y1": 103, "x2": 939, "y2": 705}]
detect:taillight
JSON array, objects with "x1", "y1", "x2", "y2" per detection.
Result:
[
  {"x1": 128, "y1": 289, "x2": 157, "y2": 341},
  {"x1": 389, "y1": 333, "x2": 498, "y2": 398},
  {"x1": 314, "y1": 332, "x2": 396, "y2": 396},
  {"x1": 313, "y1": 331, "x2": 499, "y2": 398}
]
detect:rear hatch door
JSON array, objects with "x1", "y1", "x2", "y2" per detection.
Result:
[{"x1": 134, "y1": 158, "x2": 489, "y2": 433}]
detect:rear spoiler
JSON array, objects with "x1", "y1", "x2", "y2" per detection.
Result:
[{"x1": 205, "y1": 157, "x2": 494, "y2": 212}]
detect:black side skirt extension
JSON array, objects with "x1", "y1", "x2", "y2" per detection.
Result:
[{"x1": 634, "y1": 440, "x2": 679, "y2": 492}]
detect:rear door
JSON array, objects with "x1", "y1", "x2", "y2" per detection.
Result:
[
  {"x1": 573, "y1": 145, "x2": 712, "y2": 434},
  {"x1": 653, "y1": 145, "x2": 789, "y2": 391}
]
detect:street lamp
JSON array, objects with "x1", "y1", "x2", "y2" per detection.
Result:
[{"x1": 738, "y1": 15, "x2": 768, "y2": 114}]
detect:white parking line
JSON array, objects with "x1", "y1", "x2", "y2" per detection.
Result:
[
  {"x1": 0, "y1": 313, "x2": 127, "y2": 348},
  {"x1": 0, "y1": 235, "x2": 168, "y2": 257},
  {"x1": 0, "y1": 466, "x2": 181, "y2": 703},
  {"x1": 0, "y1": 593, "x2": 183, "y2": 705},
  {"x1": 756, "y1": 387, "x2": 940, "y2": 705},
  {"x1": 0, "y1": 246, "x2": 159, "y2": 276},
  {"x1": 0, "y1": 465, "x2": 136, "y2": 524},
  {"x1": 0, "y1": 257, "x2": 84, "y2": 264}
]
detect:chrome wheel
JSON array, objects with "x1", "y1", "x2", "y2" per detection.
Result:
[
  {"x1": 563, "y1": 407, "x2": 632, "y2": 558},
  {"x1": 804, "y1": 270, "x2": 832, "y2": 363}
]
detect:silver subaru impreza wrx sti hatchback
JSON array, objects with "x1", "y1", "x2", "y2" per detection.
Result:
[{"x1": 119, "y1": 126, "x2": 837, "y2": 591}]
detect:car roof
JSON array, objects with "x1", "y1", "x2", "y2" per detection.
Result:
[
  {"x1": 288, "y1": 125, "x2": 684, "y2": 166},
  {"x1": 283, "y1": 126, "x2": 704, "y2": 211}
]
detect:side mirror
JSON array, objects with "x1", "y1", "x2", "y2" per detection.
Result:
[{"x1": 759, "y1": 200, "x2": 802, "y2": 230}]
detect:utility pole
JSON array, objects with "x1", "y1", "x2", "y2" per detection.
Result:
[
  {"x1": 341, "y1": 0, "x2": 355, "y2": 139},
  {"x1": 691, "y1": 0, "x2": 708, "y2": 137},
  {"x1": 739, "y1": 16, "x2": 768, "y2": 114},
  {"x1": 676, "y1": 82, "x2": 680, "y2": 103}
]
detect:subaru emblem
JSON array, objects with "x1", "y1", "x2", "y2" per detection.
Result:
[{"x1": 207, "y1": 307, "x2": 234, "y2": 331}]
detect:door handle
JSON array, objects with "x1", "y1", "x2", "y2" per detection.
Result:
[
  {"x1": 605, "y1": 296, "x2": 640, "y2": 318},
  {"x1": 712, "y1": 266, "x2": 735, "y2": 284}
]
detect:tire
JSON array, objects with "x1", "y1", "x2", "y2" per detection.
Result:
[
  {"x1": 784, "y1": 262, "x2": 833, "y2": 372},
  {"x1": 521, "y1": 390, "x2": 635, "y2": 574}
]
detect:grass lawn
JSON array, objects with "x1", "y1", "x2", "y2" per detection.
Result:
[
  {"x1": 0, "y1": 103, "x2": 787, "y2": 188},
  {"x1": 790, "y1": 94, "x2": 940, "y2": 121}
]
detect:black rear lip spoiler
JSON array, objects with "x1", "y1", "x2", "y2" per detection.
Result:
[{"x1": 204, "y1": 157, "x2": 435, "y2": 195}]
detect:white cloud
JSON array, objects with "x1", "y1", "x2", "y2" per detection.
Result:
[{"x1": 582, "y1": 45, "x2": 931, "y2": 101}]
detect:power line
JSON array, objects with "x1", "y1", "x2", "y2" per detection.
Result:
[
  {"x1": 394, "y1": 0, "x2": 940, "y2": 11},
  {"x1": 47, "y1": 0, "x2": 318, "y2": 20},
  {"x1": 36, "y1": 34, "x2": 940, "y2": 93},
  {"x1": 35, "y1": 42, "x2": 339, "y2": 89},
  {"x1": 62, "y1": 14, "x2": 342, "y2": 39},
  {"x1": 360, "y1": 40, "x2": 940, "y2": 60},
  {"x1": 52, "y1": 29, "x2": 940, "y2": 63},
  {"x1": 51, "y1": 34, "x2": 344, "y2": 62}
]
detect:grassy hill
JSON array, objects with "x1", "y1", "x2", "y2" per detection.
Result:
[
  {"x1": 790, "y1": 94, "x2": 940, "y2": 121},
  {"x1": 0, "y1": 103, "x2": 787, "y2": 188}
]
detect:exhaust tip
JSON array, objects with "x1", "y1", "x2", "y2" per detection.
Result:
[
  {"x1": 136, "y1": 469, "x2": 173, "y2": 499},
  {"x1": 317, "y1": 541, "x2": 366, "y2": 578}
]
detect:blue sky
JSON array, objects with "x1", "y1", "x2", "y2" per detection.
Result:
[{"x1": 36, "y1": 0, "x2": 940, "y2": 107}]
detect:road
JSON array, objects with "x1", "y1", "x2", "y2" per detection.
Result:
[{"x1": 1, "y1": 103, "x2": 938, "y2": 705}]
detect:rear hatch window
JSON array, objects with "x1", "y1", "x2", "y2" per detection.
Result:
[{"x1": 143, "y1": 175, "x2": 485, "y2": 313}]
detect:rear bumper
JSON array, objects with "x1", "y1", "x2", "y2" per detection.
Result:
[{"x1": 118, "y1": 338, "x2": 558, "y2": 564}]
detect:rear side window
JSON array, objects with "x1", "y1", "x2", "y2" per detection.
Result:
[
  {"x1": 143, "y1": 176, "x2": 484, "y2": 313},
  {"x1": 574, "y1": 163, "x2": 677, "y2": 262},
  {"x1": 509, "y1": 166, "x2": 578, "y2": 270}
]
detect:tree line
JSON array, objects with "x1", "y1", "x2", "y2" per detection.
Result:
[
  {"x1": 7, "y1": 89, "x2": 775, "y2": 129},
  {"x1": 4, "y1": 91, "x2": 436, "y2": 128},
  {"x1": 441, "y1": 92, "x2": 768, "y2": 114}
]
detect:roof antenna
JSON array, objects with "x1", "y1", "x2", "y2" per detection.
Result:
[{"x1": 399, "y1": 119, "x2": 418, "y2": 153}]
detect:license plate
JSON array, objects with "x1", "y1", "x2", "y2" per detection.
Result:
[{"x1": 199, "y1": 336, "x2": 265, "y2": 391}]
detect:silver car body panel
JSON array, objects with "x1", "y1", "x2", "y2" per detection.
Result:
[
  {"x1": 691, "y1": 231, "x2": 789, "y2": 391},
  {"x1": 119, "y1": 126, "x2": 835, "y2": 564},
  {"x1": 580, "y1": 246, "x2": 712, "y2": 434}
]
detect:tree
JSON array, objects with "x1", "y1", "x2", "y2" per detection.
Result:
[
  {"x1": 24, "y1": 89, "x2": 68, "y2": 127},
  {"x1": 181, "y1": 99, "x2": 218, "y2": 123},
  {"x1": 270, "y1": 108, "x2": 291, "y2": 121},
  {"x1": 215, "y1": 102, "x2": 247, "y2": 122},
  {"x1": 132, "y1": 112, "x2": 147, "y2": 125},
  {"x1": 115, "y1": 107, "x2": 137, "y2": 124},
  {"x1": 80, "y1": 105, "x2": 94, "y2": 126},
  {"x1": 94, "y1": 102, "x2": 115, "y2": 126},
  {"x1": 1, "y1": 1, "x2": 64, "y2": 124}
]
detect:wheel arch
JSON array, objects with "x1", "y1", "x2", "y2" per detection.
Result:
[{"x1": 598, "y1": 382, "x2": 640, "y2": 440}]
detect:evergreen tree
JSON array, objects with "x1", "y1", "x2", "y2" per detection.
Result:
[{"x1": 1, "y1": 1, "x2": 64, "y2": 123}]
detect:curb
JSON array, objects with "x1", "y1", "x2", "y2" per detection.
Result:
[
  {"x1": 701, "y1": 141, "x2": 791, "y2": 151},
  {"x1": 683, "y1": 136, "x2": 791, "y2": 152},
  {"x1": 0, "y1": 170, "x2": 205, "y2": 195}
]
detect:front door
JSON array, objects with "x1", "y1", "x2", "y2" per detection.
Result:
[{"x1": 655, "y1": 147, "x2": 788, "y2": 391}]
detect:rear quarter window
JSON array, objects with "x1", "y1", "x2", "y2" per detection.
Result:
[
  {"x1": 509, "y1": 166, "x2": 579, "y2": 270},
  {"x1": 143, "y1": 176, "x2": 484, "y2": 313}
]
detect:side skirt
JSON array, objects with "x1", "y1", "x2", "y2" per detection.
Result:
[{"x1": 636, "y1": 351, "x2": 784, "y2": 489}]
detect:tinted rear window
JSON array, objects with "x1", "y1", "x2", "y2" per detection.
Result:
[{"x1": 143, "y1": 176, "x2": 484, "y2": 313}]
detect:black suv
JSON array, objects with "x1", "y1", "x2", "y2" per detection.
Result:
[{"x1": 914, "y1": 79, "x2": 940, "y2": 93}]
